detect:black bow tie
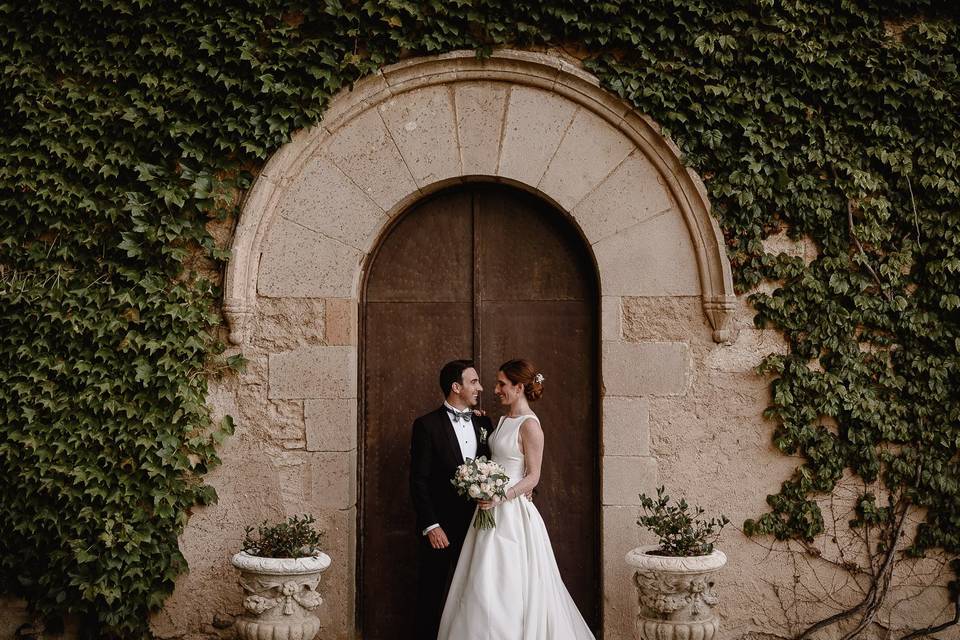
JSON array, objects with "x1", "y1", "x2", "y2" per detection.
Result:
[{"x1": 447, "y1": 407, "x2": 473, "y2": 423}]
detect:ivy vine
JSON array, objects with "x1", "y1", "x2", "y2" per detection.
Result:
[{"x1": 1, "y1": 0, "x2": 957, "y2": 637}]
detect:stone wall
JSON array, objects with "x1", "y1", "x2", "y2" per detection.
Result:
[{"x1": 5, "y1": 50, "x2": 955, "y2": 640}]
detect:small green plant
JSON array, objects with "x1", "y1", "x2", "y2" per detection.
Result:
[
  {"x1": 242, "y1": 514, "x2": 324, "y2": 558},
  {"x1": 638, "y1": 487, "x2": 729, "y2": 557}
]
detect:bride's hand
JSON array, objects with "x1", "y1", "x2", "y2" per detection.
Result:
[{"x1": 477, "y1": 497, "x2": 498, "y2": 510}]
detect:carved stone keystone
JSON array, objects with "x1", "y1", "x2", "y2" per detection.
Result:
[
  {"x1": 626, "y1": 545, "x2": 727, "y2": 640},
  {"x1": 232, "y1": 551, "x2": 331, "y2": 640}
]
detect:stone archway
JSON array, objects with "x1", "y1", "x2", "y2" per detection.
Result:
[{"x1": 218, "y1": 49, "x2": 736, "y2": 639}]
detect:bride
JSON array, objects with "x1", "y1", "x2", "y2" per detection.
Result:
[{"x1": 437, "y1": 358, "x2": 595, "y2": 640}]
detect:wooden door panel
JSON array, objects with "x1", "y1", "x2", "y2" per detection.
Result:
[
  {"x1": 366, "y1": 189, "x2": 473, "y2": 303},
  {"x1": 478, "y1": 188, "x2": 590, "y2": 302}
]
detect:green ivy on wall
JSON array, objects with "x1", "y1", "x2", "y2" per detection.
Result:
[{"x1": 1, "y1": 0, "x2": 957, "y2": 636}]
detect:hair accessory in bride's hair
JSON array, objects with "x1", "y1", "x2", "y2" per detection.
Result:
[{"x1": 534, "y1": 373, "x2": 545, "y2": 384}]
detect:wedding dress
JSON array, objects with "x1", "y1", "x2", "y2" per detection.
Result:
[{"x1": 436, "y1": 414, "x2": 596, "y2": 640}]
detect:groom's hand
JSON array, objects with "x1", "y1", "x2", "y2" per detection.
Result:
[{"x1": 427, "y1": 527, "x2": 449, "y2": 549}]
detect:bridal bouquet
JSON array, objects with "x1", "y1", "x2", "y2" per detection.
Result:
[{"x1": 451, "y1": 457, "x2": 510, "y2": 529}]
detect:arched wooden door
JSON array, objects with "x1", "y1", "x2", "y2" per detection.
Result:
[{"x1": 361, "y1": 183, "x2": 599, "y2": 638}]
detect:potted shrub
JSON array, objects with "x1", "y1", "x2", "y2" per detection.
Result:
[
  {"x1": 625, "y1": 487, "x2": 729, "y2": 640},
  {"x1": 231, "y1": 514, "x2": 330, "y2": 640}
]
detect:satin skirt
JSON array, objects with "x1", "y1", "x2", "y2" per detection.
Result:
[{"x1": 436, "y1": 496, "x2": 595, "y2": 640}]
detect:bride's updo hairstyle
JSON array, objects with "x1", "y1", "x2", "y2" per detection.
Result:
[{"x1": 499, "y1": 359, "x2": 544, "y2": 402}]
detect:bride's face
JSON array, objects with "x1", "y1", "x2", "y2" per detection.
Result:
[{"x1": 494, "y1": 371, "x2": 523, "y2": 406}]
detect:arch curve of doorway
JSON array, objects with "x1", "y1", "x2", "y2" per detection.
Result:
[
  {"x1": 221, "y1": 49, "x2": 738, "y2": 640},
  {"x1": 223, "y1": 49, "x2": 736, "y2": 347}
]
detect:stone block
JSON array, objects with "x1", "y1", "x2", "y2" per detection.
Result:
[
  {"x1": 538, "y1": 107, "x2": 634, "y2": 211},
  {"x1": 497, "y1": 85, "x2": 577, "y2": 186},
  {"x1": 593, "y1": 210, "x2": 700, "y2": 297},
  {"x1": 251, "y1": 297, "x2": 325, "y2": 351},
  {"x1": 602, "y1": 341, "x2": 691, "y2": 397},
  {"x1": 601, "y1": 295, "x2": 622, "y2": 342},
  {"x1": 602, "y1": 396, "x2": 650, "y2": 457},
  {"x1": 257, "y1": 217, "x2": 362, "y2": 298},
  {"x1": 324, "y1": 106, "x2": 419, "y2": 212},
  {"x1": 602, "y1": 455, "x2": 657, "y2": 506},
  {"x1": 602, "y1": 506, "x2": 642, "y2": 640},
  {"x1": 314, "y1": 507, "x2": 356, "y2": 638},
  {"x1": 454, "y1": 81, "x2": 510, "y2": 175},
  {"x1": 324, "y1": 297, "x2": 358, "y2": 346},
  {"x1": 379, "y1": 85, "x2": 461, "y2": 187},
  {"x1": 621, "y1": 296, "x2": 711, "y2": 344},
  {"x1": 277, "y1": 153, "x2": 387, "y2": 252},
  {"x1": 272, "y1": 450, "x2": 310, "y2": 512},
  {"x1": 307, "y1": 451, "x2": 357, "y2": 511},
  {"x1": 571, "y1": 149, "x2": 676, "y2": 245},
  {"x1": 305, "y1": 399, "x2": 357, "y2": 452},
  {"x1": 268, "y1": 346, "x2": 357, "y2": 400}
]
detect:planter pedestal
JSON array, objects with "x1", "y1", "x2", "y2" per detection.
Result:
[
  {"x1": 626, "y1": 545, "x2": 726, "y2": 640},
  {"x1": 231, "y1": 551, "x2": 331, "y2": 640}
]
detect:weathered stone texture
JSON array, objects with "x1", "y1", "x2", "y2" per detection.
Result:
[
  {"x1": 379, "y1": 85, "x2": 461, "y2": 186},
  {"x1": 602, "y1": 455, "x2": 657, "y2": 506},
  {"x1": 454, "y1": 82, "x2": 510, "y2": 175},
  {"x1": 257, "y1": 217, "x2": 362, "y2": 298},
  {"x1": 602, "y1": 341, "x2": 691, "y2": 397},
  {"x1": 538, "y1": 107, "x2": 634, "y2": 211},
  {"x1": 276, "y1": 154, "x2": 386, "y2": 252},
  {"x1": 497, "y1": 86, "x2": 577, "y2": 186},
  {"x1": 268, "y1": 346, "x2": 357, "y2": 400},
  {"x1": 593, "y1": 211, "x2": 701, "y2": 297},
  {"x1": 324, "y1": 106, "x2": 419, "y2": 212},
  {"x1": 306, "y1": 452, "x2": 357, "y2": 511},
  {"x1": 250, "y1": 297, "x2": 325, "y2": 351},
  {"x1": 621, "y1": 296, "x2": 712, "y2": 345},
  {"x1": 600, "y1": 295, "x2": 622, "y2": 342},
  {"x1": 603, "y1": 396, "x2": 650, "y2": 457},
  {"x1": 306, "y1": 399, "x2": 357, "y2": 452},
  {"x1": 601, "y1": 506, "x2": 643, "y2": 640},
  {"x1": 571, "y1": 149, "x2": 675, "y2": 245}
]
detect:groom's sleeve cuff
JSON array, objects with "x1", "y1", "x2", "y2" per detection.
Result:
[{"x1": 422, "y1": 523, "x2": 439, "y2": 536}]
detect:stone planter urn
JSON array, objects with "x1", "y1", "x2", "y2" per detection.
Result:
[
  {"x1": 626, "y1": 545, "x2": 727, "y2": 640},
  {"x1": 231, "y1": 550, "x2": 331, "y2": 640}
]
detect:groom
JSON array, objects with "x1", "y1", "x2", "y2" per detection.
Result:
[{"x1": 409, "y1": 359, "x2": 493, "y2": 640}]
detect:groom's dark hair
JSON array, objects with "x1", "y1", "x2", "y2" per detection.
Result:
[{"x1": 439, "y1": 359, "x2": 474, "y2": 396}]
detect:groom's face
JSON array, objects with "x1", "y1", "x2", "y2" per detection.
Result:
[{"x1": 452, "y1": 367, "x2": 483, "y2": 408}]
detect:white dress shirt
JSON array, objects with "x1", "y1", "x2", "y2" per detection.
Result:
[{"x1": 423, "y1": 402, "x2": 478, "y2": 536}]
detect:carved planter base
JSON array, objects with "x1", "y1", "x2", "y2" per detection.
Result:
[
  {"x1": 232, "y1": 551, "x2": 331, "y2": 640},
  {"x1": 626, "y1": 545, "x2": 727, "y2": 640}
]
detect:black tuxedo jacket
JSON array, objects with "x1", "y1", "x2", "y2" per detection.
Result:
[{"x1": 409, "y1": 406, "x2": 493, "y2": 545}]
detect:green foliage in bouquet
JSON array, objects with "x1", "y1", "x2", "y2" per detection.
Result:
[
  {"x1": 242, "y1": 514, "x2": 324, "y2": 559},
  {"x1": 638, "y1": 487, "x2": 729, "y2": 557}
]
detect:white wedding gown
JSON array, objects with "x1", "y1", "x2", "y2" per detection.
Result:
[{"x1": 437, "y1": 414, "x2": 595, "y2": 640}]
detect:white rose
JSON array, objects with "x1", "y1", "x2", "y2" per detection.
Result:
[
  {"x1": 468, "y1": 484, "x2": 481, "y2": 498},
  {"x1": 480, "y1": 483, "x2": 491, "y2": 495}
]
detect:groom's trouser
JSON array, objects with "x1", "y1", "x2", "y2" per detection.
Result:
[{"x1": 415, "y1": 536, "x2": 464, "y2": 640}]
